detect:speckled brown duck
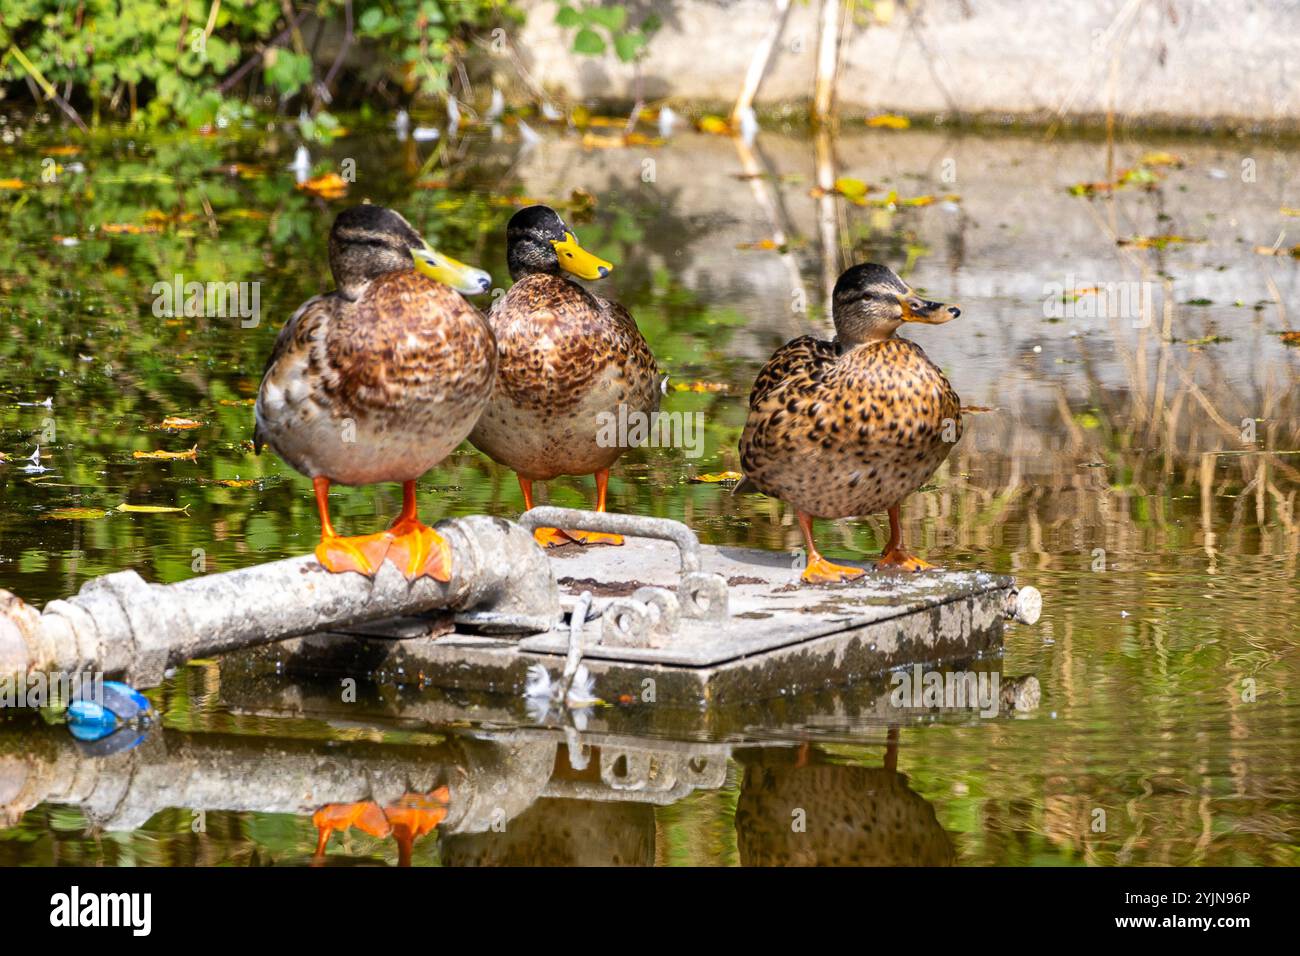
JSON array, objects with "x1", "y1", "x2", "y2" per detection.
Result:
[
  {"x1": 470, "y1": 205, "x2": 661, "y2": 548},
  {"x1": 254, "y1": 205, "x2": 496, "y2": 580},
  {"x1": 736, "y1": 263, "x2": 962, "y2": 584}
]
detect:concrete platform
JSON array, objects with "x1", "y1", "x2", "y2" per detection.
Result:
[{"x1": 252, "y1": 536, "x2": 1024, "y2": 707}]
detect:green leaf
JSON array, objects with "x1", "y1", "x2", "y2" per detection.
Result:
[
  {"x1": 263, "y1": 49, "x2": 312, "y2": 94},
  {"x1": 587, "y1": 6, "x2": 627, "y2": 32},
  {"x1": 358, "y1": 8, "x2": 384, "y2": 33},
  {"x1": 555, "y1": 5, "x2": 583, "y2": 28},
  {"x1": 614, "y1": 31, "x2": 646, "y2": 63},
  {"x1": 572, "y1": 27, "x2": 606, "y2": 55}
]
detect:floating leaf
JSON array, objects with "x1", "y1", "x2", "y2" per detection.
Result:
[
  {"x1": 1117, "y1": 235, "x2": 1203, "y2": 249},
  {"x1": 1254, "y1": 244, "x2": 1300, "y2": 258},
  {"x1": 116, "y1": 502, "x2": 191, "y2": 514},
  {"x1": 155, "y1": 416, "x2": 204, "y2": 430},
  {"x1": 297, "y1": 172, "x2": 349, "y2": 200},
  {"x1": 690, "y1": 471, "x2": 743, "y2": 483},
  {"x1": 673, "y1": 381, "x2": 730, "y2": 393},
  {"x1": 1281, "y1": 207, "x2": 1300, "y2": 217},
  {"x1": 736, "y1": 239, "x2": 778, "y2": 251},
  {"x1": 46, "y1": 508, "x2": 111, "y2": 521},
  {"x1": 42, "y1": 145, "x2": 81, "y2": 157},
  {"x1": 99, "y1": 221, "x2": 164, "y2": 235},
  {"x1": 696, "y1": 116, "x2": 732, "y2": 135},
  {"x1": 0, "y1": 179, "x2": 26, "y2": 190},
  {"x1": 1138, "y1": 151, "x2": 1183, "y2": 168},
  {"x1": 961, "y1": 405, "x2": 997, "y2": 414},
  {"x1": 134, "y1": 445, "x2": 199, "y2": 461},
  {"x1": 866, "y1": 114, "x2": 910, "y2": 130},
  {"x1": 215, "y1": 478, "x2": 258, "y2": 488},
  {"x1": 1279, "y1": 331, "x2": 1300, "y2": 346}
]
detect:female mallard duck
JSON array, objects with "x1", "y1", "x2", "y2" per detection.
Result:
[
  {"x1": 737, "y1": 263, "x2": 962, "y2": 584},
  {"x1": 254, "y1": 204, "x2": 495, "y2": 580},
  {"x1": 469, "y1": 205, "x2": 660, "y2": 547}
]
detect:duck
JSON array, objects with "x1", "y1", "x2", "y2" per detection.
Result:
[
  {"x1": 736, "y1": 263, "x2": 962, "y2": 585},
  {"x1": 254, "y1": 204, "x2": 496, "y2": 580},
  {"x1": 469, "y1": 205, "x2": 661, "y2": 547}
]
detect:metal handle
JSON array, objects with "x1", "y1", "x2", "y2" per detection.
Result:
[{"x1": 519, "y1": 508, "x2": 704, "y2": 573}]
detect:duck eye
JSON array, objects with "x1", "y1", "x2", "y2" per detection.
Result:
[{"x1": 908, "y1": 299, "x2": 924, "y2": 311}]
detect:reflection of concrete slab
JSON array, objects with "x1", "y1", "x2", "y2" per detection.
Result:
[{"x1": 257, "y1": 537, "x2": 1013, "y2": 706}]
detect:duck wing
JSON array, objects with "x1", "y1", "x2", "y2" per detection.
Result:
[
  {"x1": 253, "y1": 293, "x2": 333, "y2": 454},
  {"x1": 747, "y1": 335, "x2": 839, "y2": 408}
]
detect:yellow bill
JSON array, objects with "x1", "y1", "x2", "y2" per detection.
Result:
[
  {"x1": 411, "y1": 244, "x2": 492, "y2": 295},
  {"x1": 551, "y1": 231, "x2": 613, "y2": 280}
]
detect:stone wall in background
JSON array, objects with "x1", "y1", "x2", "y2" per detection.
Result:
[{"x1": 509, "y1": 0, "x2": 1300, "y2": 131}]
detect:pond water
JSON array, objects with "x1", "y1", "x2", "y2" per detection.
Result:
[{"x1": 0, "y1": 115, "x2": 1297, "y2": 865}]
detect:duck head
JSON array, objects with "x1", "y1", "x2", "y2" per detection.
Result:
[
  {"x1": 506, "y1": 205, "x2": 613, "y2": 282},
  {"x1": 831, "y1": 263, "x2": 960, "y2": 346},
  {"x1": 328, "y1": 204, "x2": 492, "y2": 299}
]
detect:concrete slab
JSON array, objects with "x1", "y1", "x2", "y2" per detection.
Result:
[{"x1": 252, "y1": 537, "x2": 1019, "y2": 707}]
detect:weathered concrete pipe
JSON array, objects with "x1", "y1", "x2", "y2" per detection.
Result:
[{"x1": 0, "y1": 515, "x2": 559, "y2": 690}]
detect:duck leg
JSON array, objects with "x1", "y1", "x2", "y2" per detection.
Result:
[
  {"x1": 386, "y1": 480, "x2": 453, "y2": 581},
  {"x1": 519, "y1": 475, "x2": 576, "y2": 548},
  {"x1": 566, "y1": 468, "x2": 625, "y2": 546},
  {"x1": 798, "y1": 511, "x2": 865, "y2": 584},
  {"x1": 312, "y1": 477, "x2": 393, "y2": 576},
  {"x1": 875, "y1": 505, "x2": 935, "y2": 572}
]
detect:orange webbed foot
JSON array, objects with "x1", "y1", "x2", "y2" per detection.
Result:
[
  {"x1": 875, "y1": 549, "x2": 936, "y2": 572},
  {"x1": 566, "y1": 530, "x2": 624, "y2": 547},
  {"x1": 315, "y1": 532, "x2": 393, "y2": 576},
  {"x1": 387, "y1": 518, "x2": 452, "y2": 582},
  {"x1": 533, "y1": 526, "x2": 577, "y2": 549},
  {"x1": 801, "y1": 555, "x2": 867, "y2": 585}
]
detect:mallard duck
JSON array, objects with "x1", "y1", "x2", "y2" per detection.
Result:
[
  {"x1": 254, "y1": 204, "x2": 496, "y2": 580},
  {"x1": 469, "y1": 205, "x2": 660, "y2": 547},
  {"x1": 736, "y1": 263, "x2": 962, "y2": 584}
]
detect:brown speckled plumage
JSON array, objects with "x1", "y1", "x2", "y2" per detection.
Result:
[
  {"x1": 470, "y1": 211, "x2": 660, "y2": 482},
  {"x1": 737, "y1": 263, "x2": 962, "y2": 578},
  {"x1": 255, "y1": 209, "x2": 496, "y2": 488},
  {"x1": 739, "y1": 334, "x2": 961, "y2": 518}
]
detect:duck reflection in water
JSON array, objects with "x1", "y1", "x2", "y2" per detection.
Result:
[{"x1": 734, "y1": 729, "x2": 955, "y2": 866}]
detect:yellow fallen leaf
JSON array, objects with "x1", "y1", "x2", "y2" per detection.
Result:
[
  {"x1": 42, "y1": 145, "x2": 82, "y2": 157},
  {"x1": 0, "y1": 179, "x2": 26, "y2": 190},
  {"x1": 1254, "y1": 244, "x2": 1300, "y2": 258},
  {"x1": 99, "y1": 221, "x2": 164, "y2": 235},
  {"x1": 586, "y1": 115, "x2": 630, "y2": 128},
  {"x1": 834, "y1": 176, "x2": 871, "y2": 201},
  {"x1": 581, "y1": 132, "x2": 627, "y2": 150},
  {"x1": 155, "y1": 416, "x2": 204, "y2": 430},
  {"x1": 1139, "y1": 151, "x2": 1183, "y2": 167},
  {"x1": 215, "y1": 478, "x2": 258, "y2": 487},
  {"x1": 867, "y1": 114, "x2": 910, "y2": 130},
  {"x1": 673, "y1": 381, "x2": 730, "y2": 392},
  {"x1": 116, "y1": 503, "x2": 191, "y2": 514},
  {"x1": 297, "y1": 172, "x2": 349, "y2": 200},
  {"x1": 697, "y1": 115, "x2": 733, "y2": 135},
  {"x1": 1117, "y1": 234, "x2": 1203, "y2": 249},
  {"x1": 736, "y1": 239, "x2": 778, "y2": 250},
  {"x1": 218, "y1": 398, "x2": 257, "y2": 406},
  {"x1": 133, "y1": 445, "x2": 199, "y2": 461},
  {"x1": 1281, "y1": 207, "x2": 1300, "y2": 218},
  {"x1": 46, "y1": 508, "x2": 111, "y2": 520},
  {"x1": 690, "y1": 471, "x2": 743, "y2": 483},
  {"x1": 1279, "y1": 331, "x2": 1300, "y2": 345}
]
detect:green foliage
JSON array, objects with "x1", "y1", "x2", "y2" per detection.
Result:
[
  {"x1": 0, "y1": 0, "x2": 519, "y2": 128},
  {"x1": 554, "y1": 3, "x2": 659, "y2": 63}
]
